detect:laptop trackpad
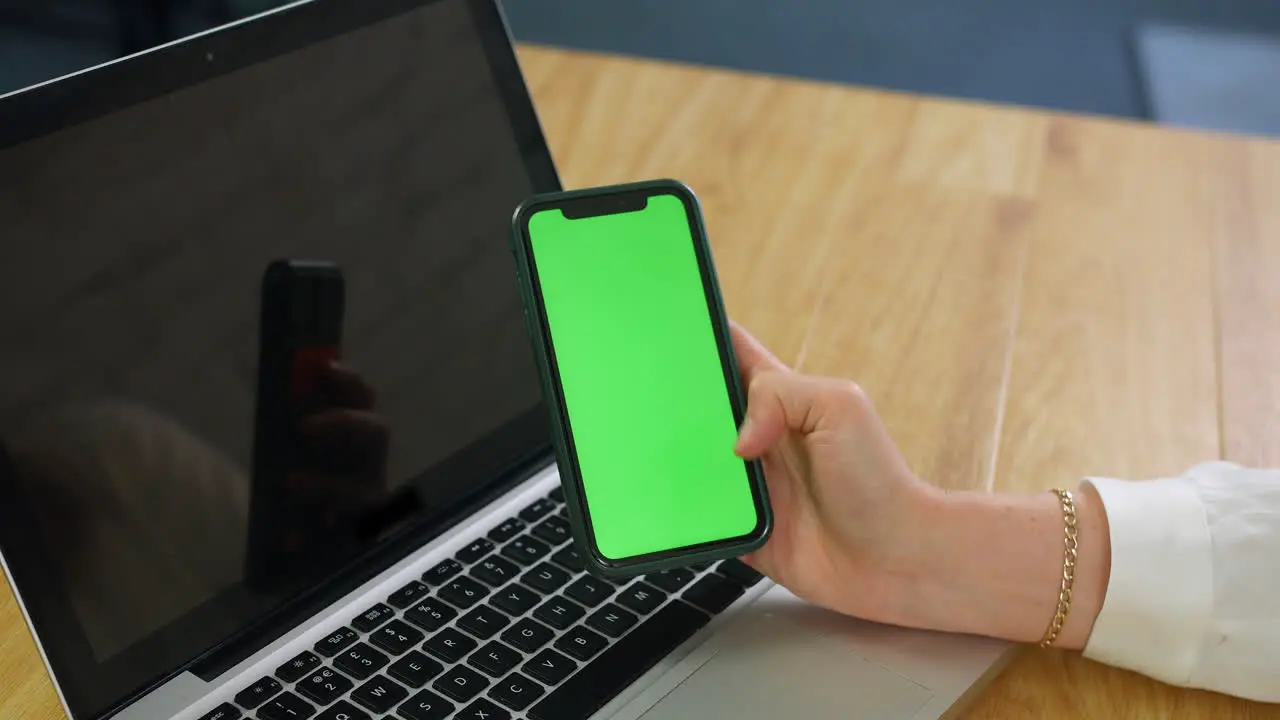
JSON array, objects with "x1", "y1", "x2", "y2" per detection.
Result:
[{"x1": 638, "y1": 611, "x2": 934, "y2": 720}]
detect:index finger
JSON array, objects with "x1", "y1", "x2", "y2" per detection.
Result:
[{"x1": 729, "y1": 320, "x2": 788, "y2": 385}]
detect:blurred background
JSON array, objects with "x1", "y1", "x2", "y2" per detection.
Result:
[{"x1": 2, "y1": 0, "x2": 1279, "y2": 137}]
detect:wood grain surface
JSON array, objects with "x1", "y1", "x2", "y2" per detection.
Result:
[
  {"x1": 4, "y1": 42, "x2": 1280, "y2": 719},
  {"x1": 516, "y1": 45, "x2": 1280, "y2": 719}
]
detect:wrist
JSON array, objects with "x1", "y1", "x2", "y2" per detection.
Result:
[{"x1": 872, "y1": 485, "x2": 1109, "y2": 649}]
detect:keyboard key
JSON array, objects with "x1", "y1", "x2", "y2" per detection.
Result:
[
  {"x1": 457, "y1": 538, "x2": 495, "y2": 564},
  {"x1": 718, "y1": 559, "x2": 765, "y2": 587},
  {"x1": 565, "y1": 577, "x2": 613, "y2": 607},
  {"x1": 527, "y1": 601, "x2": 709, "y2": 720},
  {"x1": 554, "y1": 625, "x2": 608, "y2": 661},
  {"x1": 439, "y1": 576, "x2": 489, "y2": 609},
  {"x1": 257, "y1": 691, "x2": 314, "y2": 720},
  {"x1": 491, "y1": 583, "x2": 540, "y2": 616},
  {"x1": 351, "y1": 674, "x2": 409, "y2": 714},
  {"x1": 424, "y1": 559, "x2": 464, "y2": 586},
  {"x1": 533, "y1": 596, "x2": 584, "y2": 630},
  {"x1": 646, "y1": 568, "x2": 696, "y2": 593},
  {"x1": 434, "y1": 665, "x2": 489, "y2": 702},
  {"x1": 522, "y1": 648, "x2": 577, "y2": 685},
  {"x1": 388, "y1": 580, "x2": 432, "y2": 610},
  {"x1": 586, "y1": 603, "x2": 638, "y2": 638},
  {"x1": 460, "y1": 697, "x2": 512, "y2": 720},
  {"x1": 519, "y1": 498, "x2": 557, "y2": 522},
  {"x1": 369, "y1": 618, "x2": 425, "y2": 656},
  {"x1": 196, "y1": 702, "x2": 240, "y2": 720},
  {"x1": 521, "y1": 563, "x2": 569, "y2": 594},
  {"x1": 472, "y1": 556, "x2": 521, "y2": 587},
  {"x1": 489, "y1": 673, "x2": 545, "y2": 712},
  {"x1": 501, "y1": 618, "x2": 554, "y2": 653},
  {"x1": 457, "y1": 604, "x2": 511, "y2": 639},
  {"x1": 531, "y1": 516, "x2": 572, "y2": 546},
  {"x1": 405, "y1": 599, "x2": 457, "y2": 632},
  {"x1": 548, "y1": 486, "x2": 565, "y2": 503},
  {"x1": 351, "y1": 603, "x2": 396, "y2": 633},
  {"x1": 423, "y1": 627, "x2": 478, "y2": 663},
  {"x1": 550, "y1": 546, "x2": 584, "y2": 573},
  {"x1": 275, "y1": 650, "x2": 321, "y2": 683},
  {"x1": 333, "y1": 642, "x2": 389, "y2": 681},
  {"x1": 399, "y1": 689, "x2": 454, "y2": 720},
  {"x1": 313, "y1": 627, "x2": 358, "y2": 658},
  {"x1": 501, "y1": 536, "x2": 551, "y2": 565},
  {"x1": 683, "y1": 574, "x2": 745, "y2": 614},
  {"x1": 296, "y1": 667, "x2": 353, "y2": 706},
  {"x1": 316, "y1": 700, "x2": 370, "y2": 720},
  {"x1": 616, "y1": 582, "x2": 666, "y2": 615},
  {"x1": 468, "y1": 640, "x2": 522, "y2": 677},
  {"x1": 488, "y1": 517, "x2": 526, "y2": 543},
  {"x1": 388, "y1": 650, "x2": 443, "y2": 688},
  {"x1": 234, "y1": 676, "x2": 281, "y2": 709}
]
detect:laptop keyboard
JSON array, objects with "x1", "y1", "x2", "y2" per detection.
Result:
[{"x1": 199, "y1": 487, "x2": 764, "y2": 720}]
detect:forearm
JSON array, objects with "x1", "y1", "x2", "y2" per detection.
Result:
[
  {"x1": 883, "y1": 484, "x2": 1111, "y2": 650},
  {"x1": 875, "y1": 465, "x2": 1279, "y2": 704}
]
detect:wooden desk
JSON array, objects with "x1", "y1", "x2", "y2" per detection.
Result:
[
  {"x1": 4, "y1": 44, "x2": 1279, "y2": 719},
  {"x1": 517, "y1": 46, "x2": 1280, "y2": 719}
]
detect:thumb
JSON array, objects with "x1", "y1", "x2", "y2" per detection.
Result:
[{"x1": 734, "y1": 370, "x2": 826, "y2": 459}]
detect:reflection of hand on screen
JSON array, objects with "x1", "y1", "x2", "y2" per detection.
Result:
[
  {"x1": 2, "y1": 400, "x2": 248, "y2": 660},
  {"x1": 286, "y1": 360, "x2": 391, "y2": 513}
]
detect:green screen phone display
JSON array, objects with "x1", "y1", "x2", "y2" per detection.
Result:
[{"x1": 525, "y1": 191, "x2": 761, "y2": 562}]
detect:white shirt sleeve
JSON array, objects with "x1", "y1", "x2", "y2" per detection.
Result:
[{"x1": 1081, "y1": 461, "x2": 1280, "y2": 703}]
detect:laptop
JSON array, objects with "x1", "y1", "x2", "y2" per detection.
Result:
[{"x1": 0, "y1": 1, "x2": 1014, "y2": 719}]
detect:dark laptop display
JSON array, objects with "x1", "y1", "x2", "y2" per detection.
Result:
[{"x1": 0, "y1": 0, "x2": 560, "y2": 716}]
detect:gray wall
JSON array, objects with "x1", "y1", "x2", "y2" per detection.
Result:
[{"x1": 500, "y1": 0, "x2": 1280, "y2": 119}]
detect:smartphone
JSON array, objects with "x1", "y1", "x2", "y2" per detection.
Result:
[{"x1": 510, "y1": 179, "x2": 771, "y2": 578}]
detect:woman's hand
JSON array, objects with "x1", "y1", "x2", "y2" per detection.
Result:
[
  {"x1": 730, "y1": 321, "x2": 939, "y2": 622},
  {"x1": 730, "y1": 321, "x2": 1110, "y2": 648}
]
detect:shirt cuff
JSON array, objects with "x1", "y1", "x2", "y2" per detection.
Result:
[{"x1": 1080, "y1": 474, "x2": 1214, "y2": 685}]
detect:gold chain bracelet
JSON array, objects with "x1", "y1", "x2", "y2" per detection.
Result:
[{"x1": 1039, "y1": 488, "x2": 1078, "y2": 648}]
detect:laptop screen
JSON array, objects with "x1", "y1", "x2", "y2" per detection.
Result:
[{"x1": 0, "y1": 0, "x2": 559, "y2": 716}]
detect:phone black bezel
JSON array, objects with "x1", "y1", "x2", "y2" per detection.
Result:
[{"x1": 510, "y1": 178, "x2": 773, "y2": 579}]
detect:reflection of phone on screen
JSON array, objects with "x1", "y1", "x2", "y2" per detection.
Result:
[
  {"x1": 247, "y1": 259, "x2": 346, "y2": 587},
  {"x1": 511, "y1": 179, "x2": 771, "y2": 578}
]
